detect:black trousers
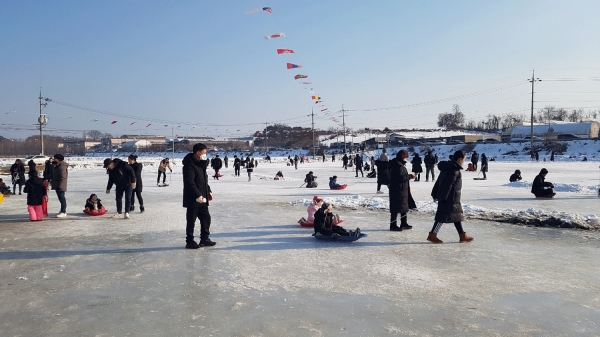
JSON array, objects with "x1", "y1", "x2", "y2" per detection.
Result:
[
  {"x1": 115, "y1": 186, "x2": 132, "y2": 214},
  {"x1": 186, "y1": 205, "x2": 211, "y2": 242},
  {"x1": 356, "y1": 167, "x2": 363, "y2": 177},
  {"x1": 390, "y1": 212, "x2": 408, "y2": 226},
  {"x1": 131, "y1": 189, "x2": 143, "y2": 206},
  {"x1": 234, "y1": 166, "x2": 240, "y2": 176},
  {"x1": 157, "y1": 171, "x2": 166, "y2": 184}
]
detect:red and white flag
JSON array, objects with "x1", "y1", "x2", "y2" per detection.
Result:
[{"x1": 276, "y1": 48, "x2": 295, "y2": 54}]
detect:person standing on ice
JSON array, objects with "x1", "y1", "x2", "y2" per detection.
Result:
[
  {"x1": 424, "y1": 150, "x2": 437, "y2": 182},
  {"x1": 223, "y1": 155, "x2": 228, "y2": 169},
  {"x1": 354, "y1": 154, "x2": 364, "y2": 177},
  {"x1": 410, "y1": 153, "x2": 423, "y2": 182},
  {"x1": 51, "y1": 154, "x2": 69, "y2": 218},
  {"x1": 24, "y1": 168, "x2": 46, "y2": 221},
  {"x1": 128, "y1": 155, "x2": 144, "y2": 213},
  {"x1": 10, "y1": 159, "x2": 25, "y2": 195},
  {"x1": 427, "y1": 150, "x2": 474, "y2": 244},
  {"x1": 332, "y1": 154, "x2": 336, "y2": 162},
  {"x1": 322, "y1": 152, "x2": 326, "y2": 162},
  {"x1": 294, "y1": 155, "x2": 299, "y2": 169},
  {"x1": 470, "y1": 151, "x2": 479, "y2": 171},
  {"x1": 342, "y1": 154, "x2": 348, "y2": 170},
  {"x1": 233, "y1": 155, "x2": 241, "y2": 177},
  {"x1": 375, "y1": 153, "x2": 389, "y2": 194},
  {"x1": 246, "y1": 157, "x2": 255, "y2": 182},
  {"x1": 388, "y1": 150, "x2": 415, "y2": 231},
  {"x1": 211, "y1": 155, "x2": 223, "y2": 180},
  {"x1": 550, "y1": 151, "x2": 555, "y2": 162},
  {"x1": 182, "y1": 143, "x2": 215, "y2": 249},
  {"x1": 157, "y1": 158, "x2": 172, "y2": 186},
  {"x1": 104, "y1": 158, "x2": 136, "y2": 219},
  {"x1": 480, "y1": 153, "x2": 488, "y2": 179}
]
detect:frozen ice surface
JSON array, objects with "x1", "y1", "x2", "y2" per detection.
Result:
[{"x1": 1, "y1": 157, "x2": 600, "y2": 335}]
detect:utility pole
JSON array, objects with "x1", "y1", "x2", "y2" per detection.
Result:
[
  {"x1": 38, "y1": 89, "x2": 48, "y2": 155},
  {"x1": 341, "y1": 104, "x2": 347, "y2": 154},
  {"x1": 264, "y1": 120, "x2": 268, "y2": 155},
  {"x1": 172, "y1": 127, "x2": 175, "y2": 163},
  {"x1": 311, "y1": 108, "x2": 315, "y2": 159},
  {"x1": 528, "y1": 71, "x2": 541, "y2": 159}
]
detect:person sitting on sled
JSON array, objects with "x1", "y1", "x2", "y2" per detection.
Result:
[
  {"x1": 509, "y1": 170, "x2": 522, "y2": 182},
  {"x1": 305, "y1": 171, "x2": 318, "y2": 188},
  {"x1": 299, "y1": 195, "x2": 323, "y2": 223},
  {"x1": 313, "y1": 202, "x2": 360, "y2": 237},
  {"x1": 84, "y1": 194, "x2": 106, "y2": 213},
  {"x1": 466, "y1": 162, "x2": 475, "y2": 171},
  {"x1": 0, "y1": 178, "x2": 11, "y2": 195},
  {"x1": 531, "y1": 168, "x2": 556, "y2": 197},
  {"x1": 329, "y1": 175, "x2": 343, "y2": 189},
  {"x1": 274, "y1": 171, "x2": 284, "y2": 180}
]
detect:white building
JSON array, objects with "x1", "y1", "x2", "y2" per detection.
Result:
[{"x1": 510, "y1": 121, "x2": 600, "y2": 140}]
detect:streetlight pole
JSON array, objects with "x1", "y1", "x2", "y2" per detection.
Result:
[{"x1": 341, "y1": 104, "x2": 347, "y2": 154}]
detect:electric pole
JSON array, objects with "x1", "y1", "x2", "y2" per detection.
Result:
[
  {"x1": 38, "y1": 89, "x2": 48, "y2": 155},
  {"x1": 528, "y1": 71, "x2": 541, "y2": 159},
  {"x1": 341, "y1": 104, "x2": 347, "y2": 154},
  {"x1": 311, "y1": 108, "x2": 315, "y2": 159},
  {"x1": 264, "y1": 120, "x2": 268, "y2": 155}
]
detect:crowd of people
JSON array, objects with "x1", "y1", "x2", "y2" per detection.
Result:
[{"x1": 5, "y1": 144, "x2": 590, "y2": 249}]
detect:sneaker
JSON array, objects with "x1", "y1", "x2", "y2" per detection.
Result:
[
  {"x1": 56, "y1": 212, "x2": 67, "y2": 218},
  {"x1": 124, "y1": 212, "x2": 130, "y2": 219},
  {"x1": 130, "y1": 206, "x2": 135, "y2": 211},
  {"x1": 199, "y1": 238, "x2": 217, "y2": 247},
  {"x1": 185, "y1": 241, "x2": 200, "y2": 249},
  {"x1": 140, "y1": 205, "x2": 145, "y2": 213},
  {"x1": 112, "y1": 213, "x2": 123, "y2": 219}
]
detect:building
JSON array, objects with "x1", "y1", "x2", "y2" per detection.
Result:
[
  {"x1": 121, "y1": 140, "x2": 152, "y2": 151},
  {"x1": 509, "y1": 121, "x2": 600, "y2": 140}
]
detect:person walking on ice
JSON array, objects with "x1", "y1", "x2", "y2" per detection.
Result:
[
  {"x1": 427, "y1": 150, "x2": 474, "y2": 244},
  {"x1": 246, "y1": 157, "x2": 255, "y2": 182},
  {"x1": 51, "y1": 154, "x2": 69, "y2": 218},
  {"x1": 128, "y1": 155, "x2": 145, "y2": 213},
  {"x1": 182, "y1": 143, "x2": 215, "y2": 249},
  {"x1": 157, "y1": 157, "x2": 172, "y2": 186},
  {"x1": 424, "y1": 150, "x2": 437, "y2": 182}
]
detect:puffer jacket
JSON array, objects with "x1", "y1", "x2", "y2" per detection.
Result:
[
  {"x1": 182, "y1": 153, "x2": 212, "y2": 208},
  {"x1": 106, "y1": 159, "x2": 136, "y2": 190},
  {"x1": 24, "y1": 175, "x2": 46, "y2": 206},
  {"x1": 388, "y1": 157, "x2": 411, "y2": 214},
  {"x1": 51, "y1": 161, "x2": 68, "y2": 191},
  {"x1": 431, "y1": 160, "x2": 464, "y2": 223},
  {"x1": 313, "y1": 204, "x2": 335, "y2": 235}
]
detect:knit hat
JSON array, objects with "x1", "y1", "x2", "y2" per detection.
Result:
[
  {"x1": 313, "y1": 196, "x2": 323, "y2": 203},
  {"x1": 540, "y1": 168, "x2": 548, "y2": 174}
]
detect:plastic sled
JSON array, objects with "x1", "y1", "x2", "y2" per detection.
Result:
[
  {"x1": 312, "y1": 232, "x2": 367, "y2": 242},
  {"x1": 330, "y1": 184, "x2": 348, "y2": 190},
  {"x1": 83, "y1": 207, "x2": 108, "y2": 216},
  {"x1": 466, "y1": 163, "x2": 476, "y2": 172},
  {"x1": 298, "y1": 219, "x2": 344, "y2": 227},
  {"x1": 473, "y1": 177, "x2": 487, "y2": 180}
]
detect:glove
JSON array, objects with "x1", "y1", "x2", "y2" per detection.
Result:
[{"x1": 196, "y1": 196, "x2": 206, "y2": 204}]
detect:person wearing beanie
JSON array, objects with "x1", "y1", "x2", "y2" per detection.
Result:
[
  {"x1": 51, "y1": 154, "x2": 69, "y2": 217},
  {"x1": 313, "y1": 202, "x2": 360, "y2": 237},
  {"x1": 104, "y1": 157, "x2": 136, "y2": 219},
  {"x1": 427, "y1": 150, "x2": 474, "y2": 244},
  {"x1": 388, "y1": 149, "x2": 416, "y2": 231},
  {"x1": 301, "y1": 195, "x2": 323, "y2": 224},
  {"x1": 531, "y1": 168, "x2": 555, "y2": 198},
  {"x1": 509, "y1": 170, "x2": 522, "y2": 182},
  {"x1": 128, "y1": 155, "x2": 144, "y2": 213},
  {"x1": 182, "y1": 143, "x2": 215, "y2": 249}
]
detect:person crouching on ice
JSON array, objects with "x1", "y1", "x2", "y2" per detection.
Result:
[
  {"x1": 313, "y1": 202, "x2": 360, "y2": 237},
  {"x1": 84, "y1": 194, "x2": 105, "y2": 213},
  {"x1": 531, "y1": 168, "x2": 556, "y2": 197},
  {"x1": 274, "y1": 171, "x2": 284, "y2": 180},
  {"x1": 509, "y1": 170, "x2": 522, "y2": 182},
  {"x1": 329, "y1": 176, "x2": 343, "y2": 189}
]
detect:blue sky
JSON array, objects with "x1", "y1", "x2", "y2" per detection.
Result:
[{"x1": 1, "y1": 0, "x2": 600, "y2": 139}]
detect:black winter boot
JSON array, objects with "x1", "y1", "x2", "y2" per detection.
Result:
[
  {"x1": 130, "y1": 205, "x2": 135, "y2": 212},
  {"x1": 140, "y1": 205, "x2": 145, "y2": 213}
]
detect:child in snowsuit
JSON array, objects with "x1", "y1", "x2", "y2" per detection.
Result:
[
  {"x1": 24, "y1": 170, "x2": 46, "y2": 221},
  {"x1": 329, "y1": 176, "x2": 343, "y2": 189},
  {"x1": 313, "y1": 202, "x2": 359, "y2": 237},
  {"x1": 299, "y1": 195, "x2": 323, "y2": 224},
  {"x1": 84, "y1": 194, "x2": 106, "y2": 213}
]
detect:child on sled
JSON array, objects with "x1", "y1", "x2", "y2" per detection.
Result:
[
  {"x1": 313, "y1": 202, "x2": 360, "y2": 237},
  {"x1": 84, "y1": 194, "x2": 107, "y2": 215}
]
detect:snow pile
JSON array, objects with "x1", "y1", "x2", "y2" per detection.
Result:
[
  {"x1": 291, "y1": 195, "x2": 600, "y2": 230},
  {"x1": 503, "y1": 181, "x2": 598, "y2": 193}
]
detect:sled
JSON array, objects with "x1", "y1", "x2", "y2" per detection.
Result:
[
  {"x1": 83, "y1": 207, "x2": 108, "y2": 216},
  {"x1": 298, "y1": 219, "x2": 344, "y2": 227},
  {"x1": 158, "y1": 184, "x2": 169, "y2": 187},
  {"x1": 466, "y1": 163, "x2": 476, "y2": 172},
  {"x1": 330, "y1": 184, "x2": 348, "y2": 190},
  {"x1": 473, "y1": 178, "x2": 487, "y2": 180},
  {"x1": 312, "y1": 232, "x2": 367, "y2": 242},
  {"x1": 535, "y1": 196, "x2": 555, "y2": 199}
]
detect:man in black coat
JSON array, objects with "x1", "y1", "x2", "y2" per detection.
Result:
[
  {"x1": 211, "y1": 155, "x2": 223, "y2": 180},
  {"x1": 342, "y1": 154, "x2": 348, "y2": 170},
  {"x1": 354, "y1": 154, "x2": 364, "y2": 177},
  {"x1": 43, "y1": 158, "x2": 54, "y2": 183},
  {"x1": 471, "y1": 151, "x2": 479, "y2": 171},
  {"x1": 233, "y1": 155, "x2": 241, "y2": 177},
  {"x1": 374, "y1": 158, "x2": 389, "y2": 194},
  {"x1": 388, "y1": 150, "x2": 415, "y2": 231},
  {"x1": 531, "y1": 168, "x2": 555, "y2": 197},
  {"x1": 104, "y1": 158, "x2": 136, "y2": 219},
  {"x1": 427, "y1": 150, "x2": 474, "y2": 244},
  {"x1": 128, "y1": 154, "x2": 144, "y2": 213},
  {"x1": 182, "y1": 143, "x2": 215, "y2": 249},
  {"x1": 424, "y1": 150, "x2": 437, "y2": 182}
]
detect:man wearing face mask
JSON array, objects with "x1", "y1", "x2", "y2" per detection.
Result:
[
  {"x1": 182, "y1": 143, "x2": 215, "y2": 249},
  {"x1": 428, "y1": 150, "x2": 474, "y2": 244}
]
